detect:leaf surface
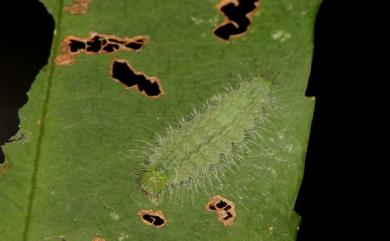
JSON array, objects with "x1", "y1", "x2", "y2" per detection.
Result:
[{"x1": 1, "y1": 0, "x2": 321, "y2": 240}]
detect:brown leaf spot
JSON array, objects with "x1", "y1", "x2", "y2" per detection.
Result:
[
  {"x1": 1, "y1": 159, "x2": 8, "y2": 176},
  {"x1": 64, "y1": 0, "x2": 90, "y2": 15},
  {"x1": 206, "y1": 195, "x2": 236, "y2": 227},
  {"x1": 92, "y1": 238, "x2": 105, "y2": 241},
  {"x1": 138, "y1": 209, "x2": 167, "y2": 228},
  {"x1": 55, "y1": 32, "x2": 150, "y2": 65}
]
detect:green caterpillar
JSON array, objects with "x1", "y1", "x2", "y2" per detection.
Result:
[{"x1": 138, "y1": 76, "x2": 273, "y2": 200}]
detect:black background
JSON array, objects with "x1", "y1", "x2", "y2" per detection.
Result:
[
  {"x1": 0, "y1": 1, "x2": 54, "y2": 163},
  {"x1": 0, "y1": 0, "x2": 374, "y2": 240}
]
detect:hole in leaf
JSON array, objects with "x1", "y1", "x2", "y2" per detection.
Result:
[
  {"x1": 213, "y1": 0, "x2": 260, "y2": 41},
  {"x1": 216, "y1": 200, "x2": 228, "y2": 209},
  {"x1": 86, "y1": 35, "x2": 104, "y2": 52},
  {"x1": 222, "y1": 211, "x2": 233, "y2": 220},
  {"x1": 102, "y1": 43, "x2": 119, "y2": 53},
  {"x1": 152, "y1": 216, "x2": 165, "y2": 226},
  {"x1": 55, "y1": 33, "x2": 150, "y2": 65},
  {"x1": 110, "y1": 59, "x2": 164, "y2": 98},
  {"x1": 69, "y1": 39, "x2": 86, "y2": 52},
  {"x1": 142, "y1": 214, "x2": 154, "y2": 223},
  {"x1": 138, "y1": 210, "x2": 167, "y2": 228},
  {"x1": 206, "y1": 195, "x2": 236, "y2": 227}
]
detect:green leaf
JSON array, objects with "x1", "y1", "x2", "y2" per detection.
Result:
[{"x1": 1, "y1": 0, "x2": 321, "y2": 240}]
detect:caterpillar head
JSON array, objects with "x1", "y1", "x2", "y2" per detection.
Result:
[{"x1": 140, "y1": 167, "x2": 168, "y2": 198}]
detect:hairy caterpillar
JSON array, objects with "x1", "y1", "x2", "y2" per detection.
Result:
[{"x1": 138, "y1": 76, "x2": 273, "y2": 200}]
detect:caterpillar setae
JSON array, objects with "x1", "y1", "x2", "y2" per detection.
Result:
[{"x1": 137, "y1": 76, "x2": 274, "y2": 200}]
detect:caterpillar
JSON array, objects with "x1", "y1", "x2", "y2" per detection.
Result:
[{"x1": 137, "y1": 76, "x2": 274, "y2": 200}]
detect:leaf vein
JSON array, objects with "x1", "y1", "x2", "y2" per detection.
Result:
[{"x1": 22, "y1": 1, "x2": 65, "y2": 240}]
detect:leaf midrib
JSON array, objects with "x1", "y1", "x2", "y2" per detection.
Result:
[{"x1": 22, "y1": 1, "x2": 64, "y2": 240}]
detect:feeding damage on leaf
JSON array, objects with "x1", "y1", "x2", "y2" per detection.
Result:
[
  {"x1": 0, "y1": 160, "x2": 8, "y2": 176},
  {"x1": 110, "y1": 59, "x2": 164, "y2": 98},
  {"x1": 206, "y1": 195, "x2": 236, "y2": 227},
  {"x1": 64, "y1": 0, "x2": 90, "y2": 15},
  {"x1": 43, "y1": 235, "x2": 68, "y2": 241},
  {"x1": 214, "y1": 0, "x2": 261, "y2": 41},
  {"x1": 138, "y1": 209, "x2": 167, "y2": 228},
  {"x1": 55, "y1": 32, "x2": 150, "y2": 65},
  {"x1": 92, "y1": 238, "x2": 105, "y2": 241}
]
